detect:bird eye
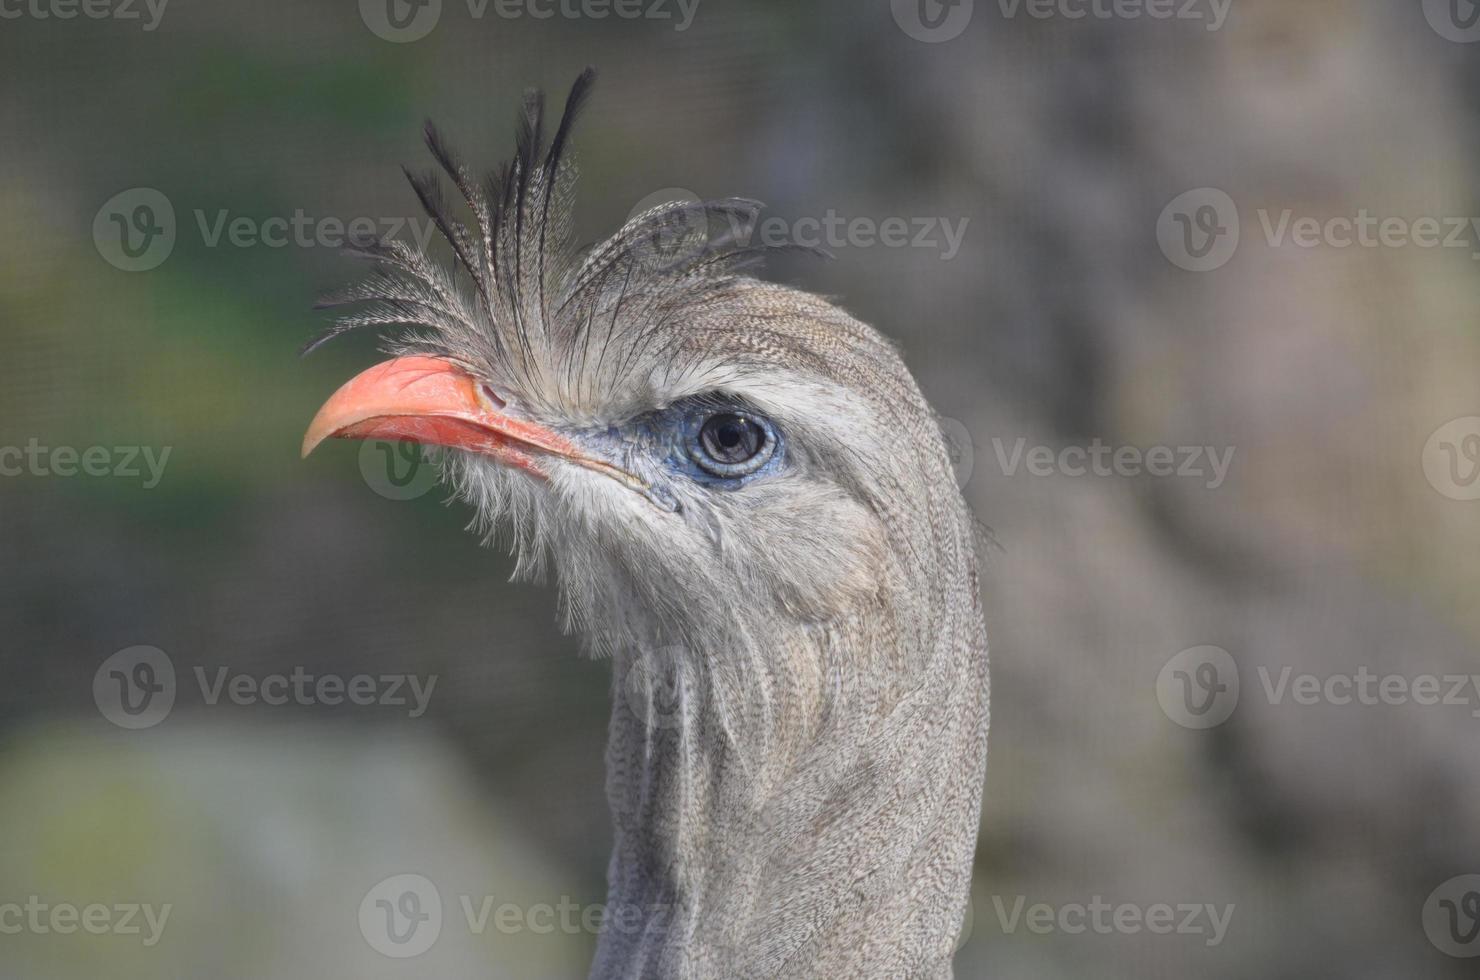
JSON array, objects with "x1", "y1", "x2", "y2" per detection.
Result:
[{"x1": 689, "y1": 412, "x2": 776, "y2": 478}]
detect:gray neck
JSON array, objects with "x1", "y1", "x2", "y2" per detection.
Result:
[{"x1": 588, "y1": 595, "x2": 989, "y2": 980}]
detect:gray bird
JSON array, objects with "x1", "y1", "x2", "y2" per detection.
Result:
[{"x1": 303, "y1": 70, "x2": 990, "y2": 979}]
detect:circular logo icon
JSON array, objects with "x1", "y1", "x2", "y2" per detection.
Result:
[
  {"x1": 621, "y1": 647, "x2": 693, "y2": 731},
  {"x1": 1423, "y1": 874, "x2": 1480, "y2": 957},
  {"x1": 93, "y1": 188, "x2": 175, "y2": 272},
  {"x1": 1156, "y1": 645, "x2": 1239, "y2": 729},
  {"x1": 1422, "y1": 417, "x2": 1480, "y2": 501},
  {"x1": 359, "y1": 0, "x2": 441, "y2": 42},
  {"x1": 626, "y1": 187, "x2": 708, "y2": 273},
  {"x1": 891, "y1": 0, "x2": 973, "y2": 42},
  {"x1": 1156, "y1": 188, "x2": 1239, "y2": 273},
  {"x1": 938, "y1": 416, "x2": 975, "y2": 490},
  {"x1": 1424, "y1": 0, "x2": 1480, "y2": 43},
  {"x1": 93, "y1": 645, "x2": 176, "y2": 729},
  {"x1": 359, "y1": 873, "x2": 442, "y2": 958},
  {"x1": 359, "y1": 439, "x2": 443, "y2": 501}
]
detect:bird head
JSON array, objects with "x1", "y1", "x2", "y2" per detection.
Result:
[{"x1": 303, "y1": 71, "x2": 969, "y2": 705}]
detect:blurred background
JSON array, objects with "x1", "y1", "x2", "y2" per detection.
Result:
[{"x1": 3, "y1": 0, "x2": 1479, "y2": 976}]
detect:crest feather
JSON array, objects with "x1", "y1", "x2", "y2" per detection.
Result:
[{"x1": 304, "y1": 69, "x2": 818, "y2": 421}]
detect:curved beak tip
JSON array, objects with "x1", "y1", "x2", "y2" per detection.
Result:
[
  {"x1": 300, "y1": 355, "x2": 475, "y2": 462},
  {"x1": 299, "y1": 428, "x2": 327, "y2": 459}
]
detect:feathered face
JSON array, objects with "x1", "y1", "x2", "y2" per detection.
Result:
[{"x1": 303, "y1": 72, "x2": 957, "y2": 665}]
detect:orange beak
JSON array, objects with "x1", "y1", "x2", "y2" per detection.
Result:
[
  {"x1": 303, "y1": 356, "x2": 574, "y2": 480},
  {"x1": 303, "y1": 355, "x2": 675, "y2": 510}
]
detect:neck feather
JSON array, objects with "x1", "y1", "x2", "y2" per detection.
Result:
[{"x1": 587, "y1": 571, "x2": 989, "y2": 979}]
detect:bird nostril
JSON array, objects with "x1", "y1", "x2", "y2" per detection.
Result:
[{"x1": 478, "y1": 382, "x2": 506, "y2": 410}]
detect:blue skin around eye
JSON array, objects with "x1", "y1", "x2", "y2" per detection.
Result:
[
  {"x1": 575, "y1": 399, "x2": 783, "y2": 506},
  {"x1": 649, "y1": 399, "x2": 786, "y2": 490}
]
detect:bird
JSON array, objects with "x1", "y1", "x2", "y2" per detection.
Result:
[{"x1": 302, "y1": 69, "x2": 990, "y2": 979}]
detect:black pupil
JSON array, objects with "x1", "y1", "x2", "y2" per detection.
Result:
[{"x1": 702, "y1": 414, "x2": 763, "y2": 463}]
